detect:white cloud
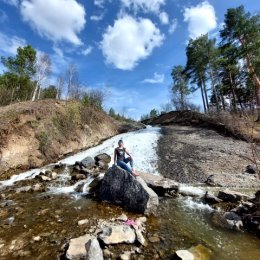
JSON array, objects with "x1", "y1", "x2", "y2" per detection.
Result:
[
  {"x1": 20, "y1": 0, "x2": 86, "y2": 45},
  {"x1": 0, "y1": 32, "x2": 26, "y2": 55},
  {"x1": 183, "y1": 1, "x2": 217, "y2": 39},
  {"x1": 159, "y1": 11, "x2": 169, "y2": 24},
  {"x1": 169, "y1": 19, "x2": 178, "y2": 34},
  {"x1": 143, "y1": 72, "x2": 164, "y2": 84},
  {"x1": 120, "y1": 0, "x2": 166, "y2": 14},
  {"x1": 1, "y1": 0, "x2": 19, "y2": 7},
  {"x1": 90, "y1": 13, "x2": 104, "y2": 22},
  {"x1": 82, "y1": 46, "x2": 93, "y2": 56},
  {"x1": 101, "y1": 15, "x2": 164, "y2": 70},
  {"x1": 94, "y1": 0, "x2": 104, "y2": 8}
]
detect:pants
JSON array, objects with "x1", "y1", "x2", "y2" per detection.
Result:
[{"x1": 117, "y1": 157, "x2": 134, "y2": 173}]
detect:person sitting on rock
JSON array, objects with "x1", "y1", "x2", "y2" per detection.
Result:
[{"x1": 114, "y1": 139, "x2": 139, "y2": 176}]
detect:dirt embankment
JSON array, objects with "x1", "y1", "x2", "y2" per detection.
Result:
[{"x1": 0, "y1": 100, "x2": 144, "y2": 178}]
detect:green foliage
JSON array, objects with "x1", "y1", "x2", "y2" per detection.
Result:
[
  {"x1": 81, "y1": 94, "x2": 90, "y2": 106},
  {"x1": 36, "y1": 131, "x2": 48, "y2": 154},
  {"x1": 40, "y1": 85, "x2": 57, "y2": 99},
  {"x1": 108, "y1": 107, "x2": 116, "y2": 117},
  {"x1": 29, "y1": 120, "x2": 39, "y2": 129},
  {"x1": 150, "y1": 109, "x2": 159, "y2": 119}
]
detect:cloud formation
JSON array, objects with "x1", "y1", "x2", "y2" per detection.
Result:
[
  {"x1": 101, "y1": 15, "x2": 164, "y2": 70},
  {"x1": 143, "y1": 72, "x2": 164, "y2": 84},
  {"x1": 183, "y1": 1, "x2": 217, "y2": 39},
  {"x1": 120, "y1": 0, "x2": 166, "y2": 14},
  {"x1": 20, "y1": 0, "x2": 86, "y2": 45},
  {"x1": 1, "y1": 0, "x2": 19, "y2": 7},
  {"x1": 169, "y1": 19, "x2": 178, "y2": 34},
  {"x1": 0, "y1": 32, "x2": 26, "y2": 55},
  {"x1": 159, "y1": 11, "x2": 169, "y2": 24}
]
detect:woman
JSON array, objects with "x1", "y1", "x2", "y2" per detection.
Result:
[{"x1": 114, "y1": 139, "x2": 139, "y2": 176}]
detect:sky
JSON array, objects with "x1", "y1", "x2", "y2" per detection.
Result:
[{"x1": 0, "y1": 0, "x2": 259, "y2": 119}]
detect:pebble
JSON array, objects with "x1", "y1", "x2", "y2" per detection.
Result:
[
  {"x1": 77, "y1": 219, "x2": 89, "y2": 226},
  {"x1": 33, "y1": 236, "x2": 41, "y2": 242},
  {"x1": 148, "y1": 236, "x2": 160, "y2": 243}
]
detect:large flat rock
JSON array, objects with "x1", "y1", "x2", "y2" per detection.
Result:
[{"x1": 99, "y1": 165, "x2": 159, "y2": 214}]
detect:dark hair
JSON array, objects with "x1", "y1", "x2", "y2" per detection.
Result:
[{"x1": 118, "y1": 139, "x2": 123, "y2": 144}]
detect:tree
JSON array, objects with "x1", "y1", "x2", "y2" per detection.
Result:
[
  {"x1": 65, "y1": 63, "x2": 80, "y2": 100},
  {"x1": 109, "y1": 107, "x2": 116, "y2": 117},
  {"x1": 40, "y1": 85, "x2": 57, "y2": 99},
  {"x1": 171, "y1": 65, "x2": 190, "y2": 111},
  {"x1": 220, "y1": 5, "x2": 260, "y2": 118},
  {"x1": 88, "y1": 89, "x2": 105, "y2": 109},
  {"x1": 32, "y1": 53, "x2": 51, "y2": 101},
  {"x1": 150, "y1": 109, "x2": 159, "y2": 118}
]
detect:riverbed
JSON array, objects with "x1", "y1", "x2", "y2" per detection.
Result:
[{"x1": 0, "y1": 126, "x2": 259, "y2": 260}]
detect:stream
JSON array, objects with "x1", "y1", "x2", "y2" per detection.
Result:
[{"x1": 0, "y1": 126, "x2": 259, "y2": 260}]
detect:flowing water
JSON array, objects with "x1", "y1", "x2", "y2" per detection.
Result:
[{"x1": 0, "y1": 127, "x2": 259, "y2": 260}]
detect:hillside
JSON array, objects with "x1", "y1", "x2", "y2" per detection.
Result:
[{"x1": 0, "y1": 100, "x2": 143, "y2": 178}]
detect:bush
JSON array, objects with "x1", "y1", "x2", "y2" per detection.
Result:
[{"x1": 36, "y1": 131, "x2": 48, "y2": 154}]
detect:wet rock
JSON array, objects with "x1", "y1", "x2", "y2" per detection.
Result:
[
  {"x1": 99, "y1": 165, "x2": 159, "y2": 214},
  {"x1": 16, "y1": 186, "x2": 32, "y2": 193},
  {"x1": 3, "y1": 216, "x2": 15, "y2": 225},
  {"x1": 78, "y1": 219, "x2": 89, "y2": 226},
  {"x1": 88, "y1": 175, "x2": 104, "y2": 194},
  {"x1": 148, "y1": 236, "x2": 160, "y2": 243},
  {"x1": 217, "y1": 189, "x2": 248, "y2": 202},
  {"x1": 178, "y1": 186, "x2": 204, "y2": 197},
  {"x1": 66, "y1": 234, "x2": 92, "y2": 260},
  {"x1": 246, "y1": 165, "x2": 257, "y2": 174},
  {"x1": 32, "y1": 183, "x2": 42, "y2": 191},
  {"x1": 85, "y1": 238, "x2": 104, "y2": 260},
  {"x1": 37, "y1": 175, "x2": 52, "y2": 182},
  {"x1": 173, "y1": 250, "x2": 194, "y2": 260},
  {"x1": 0, "y1": 200, "x2": 15, "y2": 208},
  {"x1": 98, "y1": 225, "x2": 136, "y2": 245},
  {"x1": 211, "y1": 211, "x2": 243, "y2": 230},
  {"x1": 71, "y1": 174, "x2": 87, "y2": 181},
  {"x1": 120, "y1": 251, "x2": 132, "y2": 260},
  {"x1": 94, "y1": 153, "x2": 111, "y2": 164},
  {"x1": 97, "y1": 161, "x2": 109, "y2": 170},
  {"x1": 253, "y1": 190, "x2": 260, "y2": 203},
  {"x1": 50, "y1": 171, "x2": 58, "y2": 180},
  {"x1": 75, "y1": 182, "x2": 85, "y2": 193},
  {"x1": 80, "y1": 156, "x2": 96, "y2": 169},
  {"x1": 202, "y1": 191, "x2": 222, "y2": 204}
]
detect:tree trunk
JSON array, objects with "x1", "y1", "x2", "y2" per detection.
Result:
[
  {"x1": 202, "y1": 78, "x2": 209, "y2": 112},
  {"x1": 229, "y1": 71, "x2": 237, "y2": 112},
  {"x1": 209, "y1": 68, "x2": 220, "y2": 112},
  {"x1": 199, "y1": 81, "x2": 207, "y2": 113},
  {"x1": 32, "y1": 84, "x2": 38, "y2": 101}
]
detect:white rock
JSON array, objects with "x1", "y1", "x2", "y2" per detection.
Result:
[
  {"x1": 50, "y1": 171, "x2": 58, "y2": 180},
  {"x1": 66, "y1": 234, "x2": 92, "y2": 260},
  {"x1": 85, "y1": 238, "x2": 103, "y2": 260},
  {"x1": 33, "y1": 236, "x2": 41, "y2": 242},
  {"x1": 174, "y1": 250, "x2": 194, "y2": 260},
  {"x1": 116, "y1": 214, "x2": 128, "y2": 222},
  {"x1": 120, "y1": 251, "x2": 132, "y2": 260},
  {"x1": 135, "y1": 229, "x2": 146, "y2": 246},
  {"x1": 78, "y1": 219, "x2": 89, "y2": 226},
  {"x1": 98, "y1": 225, "x2": 136, "y2": 245}
]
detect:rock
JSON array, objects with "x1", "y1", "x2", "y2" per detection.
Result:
[
  {"x1": 50, "y1": 171, "x2": 58, "y2": 180},
  {"x1": 88, "y1": 175, "x2": 104, "y2": 194},
  {"x1": 253, "y1": 190, "x2": 260, "y2": 203},
  {"x1": 211, "y1": 211, "x2": 243, "y2": 230},
  {"x1": 0, "y1": 200, "x2": 15, "y2": 208},
  {"x1": 116, "y1": 213, "x2": 128, "y2": 222},
  {"x1": 139, "y1": 172, "x2": 179, "y2": 196},
  {"x1": 246, "y1": 165, "x2": 257, "y2": 174},
  {"x1": 97, "y1": 161, "x2": 109, "y2": 170},
  {"x1": 148, "y1": 236, "x2": 160, "y2": 243},
  {"x1": 94, "y1": 153, "x2": 111, "y2": 164},
  {"x1": 71, "y1": 174, "x2": 87, "y2": 181},
  {"x1": 99, "y1": 165, "x2": 159, "y2": 214},
  {"x1": 103, "y1": 249, "x2": 113, "y2": 258},
  {"x1": 75, "y1": 182, "x2": 85, "y2": 193},
  {"x1": 120, "y1": 251, "x2": 132, "y2": 260},
  {"x1": 78, "y1": 219, "x2": 89, "y2": 226},
  {"x1": 173, "y1": 250, "x2": 194, "y2": 260},
  {"x1": 80, "y1": 157, "x2": 96, "y2": 169},
  {"x1": 66, "y1": 234, "x2": 92, "y2": 260},
  {"x1": 98, "y1": 225, "x2": 136, "y2": 245},
  {"x1": 37, "y1": 175, "x2": 52, "y2": 182},
  {"x1": 202, "y1": 191, "x2": 222, "y2": 204},
  {"x1": 85, "y1": 238, "x2": 103, "y2": 260},
  {"x1": 218, "y1": 190, "x2": 248, "y2": 202},
  {"x1": 16, "y1": 186, "x2": 32, "y2": 193},
  {"x1": 4, "y1": 216, "x2": 15, "y2": 225},
  {"x1": 32, "y1": 183, "x2": 42, "y2": 191},
  {"x1": 33, "y1": 236, "x2": 41, "y2": 242},
  {"x1": 135, "y1": 229, "x2": 146, "y2": 246}
]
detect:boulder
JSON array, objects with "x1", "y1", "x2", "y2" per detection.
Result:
[
  {"x1": 98, "y1": 225, "x2": 136, "y2": 245},
  {"x1": 16, "y1": 186, "x2": 32, "y2": 193},
  {"x1": 71, "y1": 174, "x2": 87, "y2": 181},
  {"x1": 246, "y1": 165, "x2": 257, "y2": 174},
  {"x1": 173, "y1": 250, "x2": 194, "y2": 260},
  {"x1": 202, "y1": 191, "x2": 222, "y2": 204},
  {"x1": 97, "y1": 161, "x2": 109, "y2": 170},
  {"x1": 217, "y1": 189, "x2": 248, "y2": 202},
  {"x1": 88, "y1": 175, "x2": 104, "y2": 194},
  {"x1": 99, "y1": 165, "x2": 159, "y2": 214},
  {"x1": 85, "y1": 238, "x2": 103, "y2": 260},
  {"x1": 37, "y1": 175, "x2": 51, "y2": 182},
  {"x1": 139, "y1": 172, "x2": 179, "y2": 196},
  {"x1": 94, "y1": 153, "x2": 111, "y2": 164},
  {"x1": 66, "y1": 234, "x2": 92, "y2": 260},
  {"x1": 211, "y1": 211, "x2": 243, "y2": 231},
  {"x1": 80, "y1": 157, "x2": 96, "y2": 169}
]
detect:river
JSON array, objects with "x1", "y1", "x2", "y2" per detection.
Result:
[{"x1": 0, "y1": 126, "x2": 259, "y2": 260}]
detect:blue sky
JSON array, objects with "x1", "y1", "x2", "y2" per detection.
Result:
[{"x1": 0, "y1": 0, "x2": 259, "y2": 119}]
